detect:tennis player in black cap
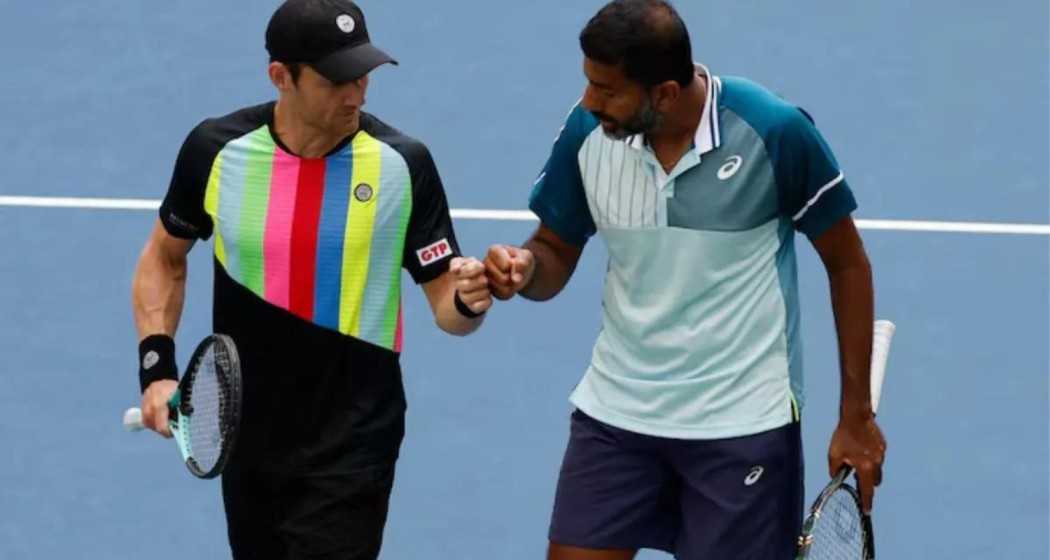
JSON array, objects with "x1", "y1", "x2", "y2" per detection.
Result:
[{"x1": 132, "y1": 1, "x2": 492, "y2": 558}]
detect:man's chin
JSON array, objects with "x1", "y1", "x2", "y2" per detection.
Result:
[
  {"x1": 600, "y1": 123, "x2": 631, "y2": 141},
  {"x1": 600, "y1": 128, "x2": 630, "y2": 140},
  {"x1": 330, "y1": 112, "x2": 361, "y2": 134}
]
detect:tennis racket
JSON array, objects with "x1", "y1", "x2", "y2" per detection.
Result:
[
  {"x1": 796, "y1": 319, "x2": 896, "y2": 560},
  {"x1": 123, "y1": 334, "x2": 243, "y2": 479}
]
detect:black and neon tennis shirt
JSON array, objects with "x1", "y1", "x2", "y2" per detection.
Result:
[{"x1": 160, "y1": 102, "x2": 460, "y2": 470}]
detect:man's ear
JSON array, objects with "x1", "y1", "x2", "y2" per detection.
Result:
[
  {"x1": 269, "y1": 62, "x2": 294, "y2": 92},
  {"x1": 650, "y1": 80, "x2": 681, "y2": 112}
]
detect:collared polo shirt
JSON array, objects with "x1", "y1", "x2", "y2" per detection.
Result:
[{"x1": 529, "y1": 67, "x2": 857, "y2": 439}]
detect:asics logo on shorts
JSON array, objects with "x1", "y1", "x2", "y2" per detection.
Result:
[{"x1": 744, "y1": 465, "x2": 764, "y2": 486}]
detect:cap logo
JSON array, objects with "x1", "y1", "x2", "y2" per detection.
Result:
[
  {"x1": 354, "y1": 183, "x2": 374, "y2": 202},
  {"x1": 336, "y1": 14, "x2": 356, "y2": 33}
]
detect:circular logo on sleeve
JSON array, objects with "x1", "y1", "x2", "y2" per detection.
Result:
[
  {"x1": 336, "y1": 14, "x2": 356, "y2": 33},
  {"x1": 354, "y1": 183, "x2": 374, "y2": 202}
]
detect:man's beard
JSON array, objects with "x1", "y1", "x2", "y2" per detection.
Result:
[{"x1": 597, "y1": 98, "x2": 663, "y2": 140}]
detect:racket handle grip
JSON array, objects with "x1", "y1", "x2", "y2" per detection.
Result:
[
  {"x1": 123, "y1": 407, "x2": 145, "y2": 432},
  {"x1": 870, "y1": 320, "x2": 896, "y2": 414}
]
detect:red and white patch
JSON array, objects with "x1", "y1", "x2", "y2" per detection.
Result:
[{"x1": 416, "y1": 238, "x2": 452, "y2": 267}]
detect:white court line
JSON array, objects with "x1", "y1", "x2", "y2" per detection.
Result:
[
  {"x1": 0, "y1": 196, "x2": 161, "y2": 210},
  {"x1": 1, "y1": 195, "x2": 1048, "y2": 236},
  {"x1": 853, "y1": 219, "x2": 1050, "y2": 236}
]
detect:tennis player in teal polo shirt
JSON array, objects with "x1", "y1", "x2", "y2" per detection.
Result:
[{"x1": 484, "y1": 1, "x2": 887, "y2": 558}]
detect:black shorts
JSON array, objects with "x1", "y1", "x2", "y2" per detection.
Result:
[{"x1": 222, "y1": 461, "x2": 397, "y2": 560}]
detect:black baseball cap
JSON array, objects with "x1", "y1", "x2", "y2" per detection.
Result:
[{"x1": 266, "y1": 0, "x2": 398, "y2": 84}]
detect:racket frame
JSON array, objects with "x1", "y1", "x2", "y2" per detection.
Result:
[
  {"x1": 166, "y1": 334, "x2": 242, "y2": 479},
  {"x1": 796, "y1": 466, "x2": 875, "y2": 559},
  {"x1": 796, "y1": 320, "x2": 894, "y2": 559}
]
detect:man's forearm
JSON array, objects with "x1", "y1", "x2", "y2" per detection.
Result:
[
  {"x1": 828, "y1": 259, "x2": 875, "y2": 421},
  {"x1": 519, "y1": 237, "x2": 576, "y2": 301},
  {"x1": 132, "y1": 242, "x2": 188, "y2": 340}
]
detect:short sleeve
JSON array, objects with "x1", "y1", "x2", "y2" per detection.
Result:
[
  {"x1": 527, "y1": 103, "x2": 598, "y2": 247},
  {"x1": 159, "y1": 121, "x2": 218, "y2": 240},
  {"x1": 774, "y1": 108, "x2": 857, "y2": 239},
  {"x1": 400, "y1": 143, "x2": 462, "y2": 284}
]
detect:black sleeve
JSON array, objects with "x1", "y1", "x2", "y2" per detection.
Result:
[
  {"x1": 400, "y1": 142, "x2": 461, "y2": 284},
  {"x1": 158, "y1": 120, "x2": 218, "y2": 240}
]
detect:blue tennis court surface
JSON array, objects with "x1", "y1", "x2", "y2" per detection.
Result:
[{"x1": 0, "y1": 1, "x2": 1046, "y2": 558}]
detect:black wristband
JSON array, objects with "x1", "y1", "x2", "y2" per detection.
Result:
[
  {"x1": 138, "y1": 334, "x2": 178, "y2": 393},
  {"x1": 453, "y1": 291, "x2": 485, "y2": 319}
]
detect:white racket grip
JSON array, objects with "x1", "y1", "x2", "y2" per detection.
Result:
[
  {"x1": 870, "y1": 320, "x2": 896, "y2": 414},
  {"x1": 123, "y1": 407, "x2": 145, "y2": 432}
]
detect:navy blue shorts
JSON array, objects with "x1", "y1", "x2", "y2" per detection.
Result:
[{"x1": 549, "y1": 410, "x2": 803, "y2": 559}]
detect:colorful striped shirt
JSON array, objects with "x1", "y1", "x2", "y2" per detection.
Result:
[{"x1": 158, "y1": 103, "x2": 459, "y2": 469}]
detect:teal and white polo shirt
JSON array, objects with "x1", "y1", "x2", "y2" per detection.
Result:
[{"x1": 529, "y1": 66, "x2": 857, "y2": 439}]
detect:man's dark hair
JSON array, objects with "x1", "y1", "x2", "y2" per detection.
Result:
[{"x1": 580, "y1": 0, "x2": 695, "y2": 88}]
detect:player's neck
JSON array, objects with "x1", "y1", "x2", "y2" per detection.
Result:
[
  {"x1": 647, "y1": 75, "x2": 707, "y2": 172},
  {"x1": 649, "y1": 74, "x2": 706, "y2": 146},
  {"x1": 272, "y1": 100, "x2": 359, "y2": 159}
]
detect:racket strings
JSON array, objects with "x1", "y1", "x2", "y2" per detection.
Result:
[
  {"x1": 805, "y1": 489, "x2": 865, "y2": 559},
  {"x1": 185, "y1": 345, "x2": 229, "y2": 473}
]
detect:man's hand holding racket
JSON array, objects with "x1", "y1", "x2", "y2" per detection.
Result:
[
  {"x1": 829, "y1": 413, "x2": 886, "y2": 513},
  {"x1": 141, "y1": 379, "x2": 178, "y2": 438},
  {"x1": 124, "y1": 335, "x2": 243, "y2": 479}
]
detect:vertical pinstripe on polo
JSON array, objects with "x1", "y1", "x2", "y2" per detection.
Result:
[
  {"x1": 582, "y1": 134, "x2": 599, "y2": 224},
  {"x1": 615, "y1": 142, "x2": 628, "y2": 225},
  {"x1": 581, "y1": 131, "x2": 666, "y2": 229},
  {"x1": 628, "y1": 157, "x2": 642, "y2": 227},
  {"x1": 602, "y1": 140, "x2": 614, "y2": 225}
]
